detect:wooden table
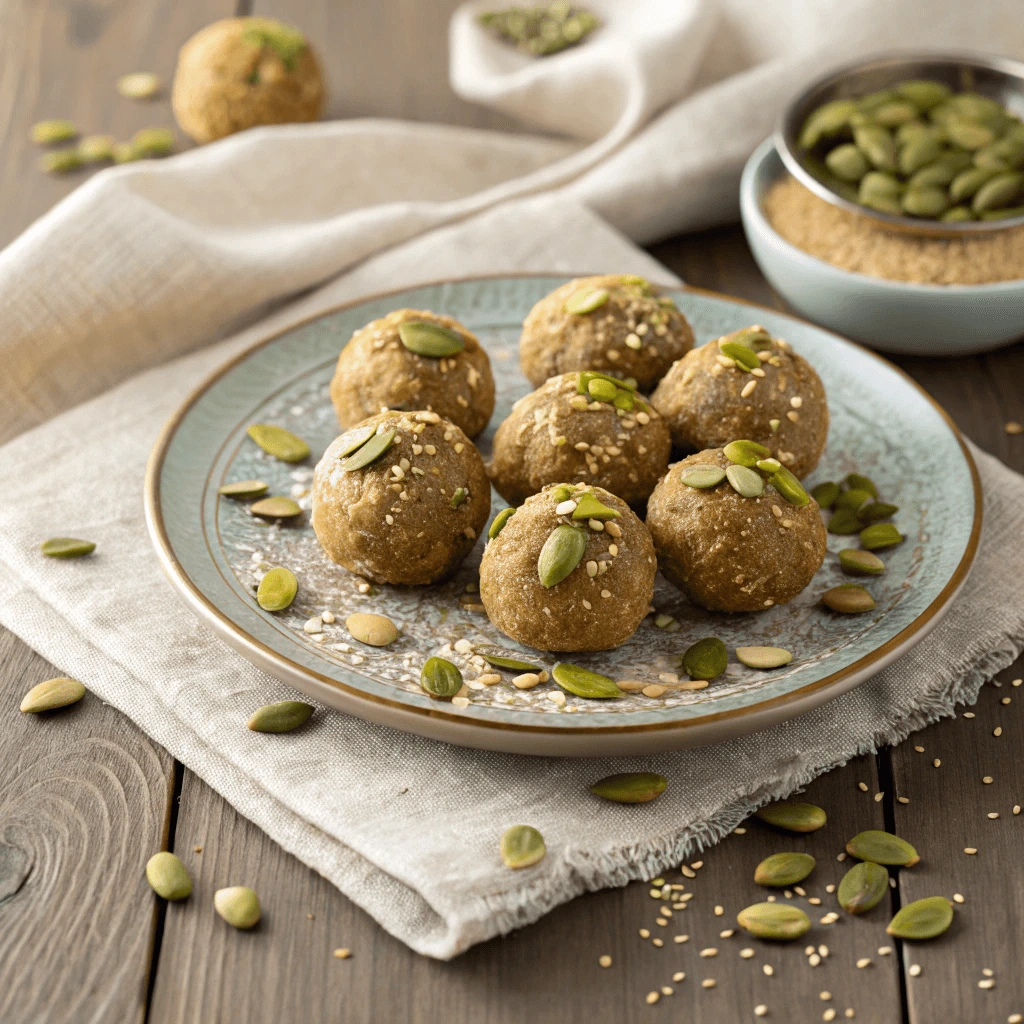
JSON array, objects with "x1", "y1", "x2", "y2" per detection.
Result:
[{"x1": 1, "y1": 3, "x2": 1022, "y2": 1022}]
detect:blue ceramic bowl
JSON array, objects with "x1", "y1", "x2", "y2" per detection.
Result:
[{"x1": 740, "y1": 138, "x2": 1024, "y2": 356}]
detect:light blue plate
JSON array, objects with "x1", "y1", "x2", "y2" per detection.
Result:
[{"x1": 145, "y1": 276, "x2": 981, "y2": 756}]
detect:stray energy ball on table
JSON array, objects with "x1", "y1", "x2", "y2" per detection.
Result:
[
  {"x1": 519, "y1": 275, "x2": 695, "y2": 393},
  {"x1": 330, "y1": 309, "x2": 495, "y2": 440},
  {"x1": 172, "y1": 17, "x2": 325, "y2": 144},
  {"x1": 311, "y1": 411, "x2": 490, "y2": 586},
  {"x1": 488, "y1": 372, "x2": 671, "y2": 507},
  {"x1": 646, "y1": 446, "x2": 827, "y2": 613},
  {"x1": 480, "y1": 484, "x2": 656, "y2": 651},
  {"x1": 651, "y1": 326, "x2": 828, "y2": 478}
]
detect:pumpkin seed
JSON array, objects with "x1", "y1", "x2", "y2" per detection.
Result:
[
  {"x1": 145, "y1": 852, "x2": 192, "y2": 900},
  {"x1": 450, "y1": 487, "x2": 467, "y2": 509},
  {"x1": 132, "y1": 127, "x2": 174, "y2": 156},
  {"x1": 247, "y1": 424, "x2": 310, "y2": 462},
  {"x1": 873, "y1": 99, "x2": 919, "y2": 128},
  {"x1": 341, "y1": 428, "x2": 396, "y2": 471},
  {"x1": 733, "y1": 327, "x2": 774, "y2": 350},
  {"x1": 896, "y1": 80, "x2": 951, "y2": 110},
  {"x1": 941, "y1": 205, "x2": 974, "y2": 222},
  {"x1": 973, "y1": 171, "x2": 1024, "y2": 213},
  {"x1": 799, "y1": 99, "x2": 856, "y2": 149},
  {"x1": 77, "y1": 134, "x2": 116, "y2": 162},
  {"x1": 397, "y1": 320, "x2": 465, "y2": 358},
  {"x1": 755, "y1": 801, "x2": 826, "y2": 833},
  {"x1": 839, "y1": 549, "x2": 885, "y2": 576},
  {"x1": 40, "y1": 537, "x2": 95, "y2": 558},
  {"x1": 256, "y1": 567, "x2": 297, "y2": 611},
  {"x1": 898, "y1": 134, "x2": 943, "y2": 177},
  {"x1": 20, "y1": 677, "x2": 86, "y2": 713},
  {"x1": 827, "y1": 508, "x2": 863, "y2": 535},
  {"x1": 756, "y1": 458, "x2": 782, "y2": 475},
  {"x1": 500, "y1": 825, "x2": 545, "y2": 869},
  {"x1": 590, "y1": 772, "x2": 667, "y2": 804},
  {"x1": 565, "y1": 287, "x2": 609, "y2": 315},
  {"x1": 736, "y1": 646, "x2": 793, "y2": 670},
  {"x1": 550, "y1": 484, "x2": 574, "y2": 503},
  {"x1": 247, "y1": 700, "x2": 313, "y2": 733},
  {"x1": 857, "y1": 501, "x2": 898, "y2": 524},
  {"x1": 810, "y1": 481, "x2": 840, "y2": 509},
  {"x1": 945, "y1": 115, "x2": 995, "y2": 151},
  {"x1": 538, "y1": 524, "x2": 587, "y2": 587},
  {"x1": 846, "y1": 830, "x2": 920, "y2": 866},
  {"x1": 859, "y1": 175, "x2": 903, "y2": 214},
  {"x1": 825, "y1": 143, "x2": 869, "y2": 182},
  {"x1": 844, "y1": 469, "x2": 879, "y2": 494},
  {"x1": 31, "y1": 119, "x2": 77, "y2": 144},
  {"x1": 822, "y1": 584, "x2": 875, "y2": 614},
  {"x1": 488, "y1": 507, "x2": 516, "y2": 539},
  {"x1": 40, "y1": 149, "x2": 83, "y2": 174},
  {"x1": 250, "y1": 496, "x2": 302, "y2": 519},
  {"x1": 480, "y1": 649, "x2": 543, "y2": 672},
  {"x1": 724, "y1": 439, "x2": 772, "y2": 467},
  {"x1": 214, "y1": 886, "x2": 261, "y2": 929},
  {"x1": 950, "y1": 166, "x2": 1000, "y2": 202},
  {"x1": 117, "y1": 72, "x2": 161, "y2": 99},
  {"x1": 837, "y1": 860, "x2": 889, "y2": 914},
  {"x1": 219, "y1": 479, "x2": 268, "y2": 499},
  {"x1": 680, "y1": 465, "x2": 726, "y2": 489},
  {"x1": 726, "y1": 464, "x2": 764, "y2": 498},
  {"x1": 836, "y1": 487, "x2": 873, "y2": 512},
  {"x1": 886, "y1": 897, "x2": 953, "y2": 940},
  {"x1": 854, "y1": 125, "x2": 897, "y2": 172},
  {"x1": 336, "y1": 424, "x2": 377, "y2": 458},
  {"x1": 860, "y1": 523, "x2": 903, "y2": 550},
  {"x1": 552, "y1": 662, "x2": 622, "y2": 699},
  {"x1": 571, "y1": 493, "x2": 620, "y2": 521},
  {"x1": 902, "y1": 185, "x2": 950, "y2": 218},
  {"x1": 346, "y1": 612, "x2": 398, "y2": 646},
  {"x1": 577, "y1": 370, "x2": 636, "y2": 395},
  {"x1": 420, "y1": 657, "x2": 463, "y2": 699},
  {"x1": 754, "y1": 852, "x2": 816, "y2": 887},
  {"x1": 588, "y1": 378, "x2": 619, "y2": 403},
  {"x1": 737, "y1": 902, "x2": 811, "y2": 940},
  {"x1": 719, "y1": 341, "x2": 760, "y2": 371},
  {"x1": 682, "y1": 637, "x2": 727, "y2": 681},
  {"x1": 770, "y1": 468, "x2": 810, "y2": 507}
]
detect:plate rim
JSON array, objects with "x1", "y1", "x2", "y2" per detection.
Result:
[{"x1": 143, "y1": 273, "x2": 983, "y2": 743}]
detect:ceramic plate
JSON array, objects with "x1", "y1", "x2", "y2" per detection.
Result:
[{"x1": 145, "y1": 276, "x2": 981, "y2": 756}]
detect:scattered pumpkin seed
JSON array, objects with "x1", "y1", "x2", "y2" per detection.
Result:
[
  {"x1": 836, "y1": 487, "x2": 873, "y2": 512},
  {"x1": 538, "y1": 524, "x2": 588, "y2": 587},
  {"x1": 756, "y1": 458, "x2": 782, "y2": 475},
  {"x1": 336, "y1": 424, "x2": 377, "y2": 459},
  {"x1": 500, "y1": 824, "x2": 546, "y2": 869},
  {"x1": 755, "y1": 801, "x2": 826, "y2": 833},
  {"x1": 39, "y1": 149, "x2": 83, "y2": 174},
  {"x1": 770, "y1": 467, "x2": 810, "y2": 506},
  {"x1": 552, "y1": 662, "x2": 622, "y2": 699},
  {"x1": 860, "y1": 523, "x2": 904, "y2": 550},
  {"x1": 587, "y1": 377, "x2": 618, "y2": 402},
  {"x1": 736, "y1": 646, "x2": 793, "y2": 670},
  {"x1": 590, "y1": 772, "x2": 667, "y2": 804},
  {"x1": 480, "y1": 649, "x2": 543, "y2": 672},
  {"x1": 78, "y1": 134, "x2": 116, "y2": 162},
  {"x1": 719, "y1": 341, "x2": 760, "y2": 371},
  {"x1": 737, "y1": 902, "x2": 811, "y2": 940},
  {"x1": 250, "y1": 496, "x2": 302, "y2": 519},
  {"x1": 550, "y1": 484, "x2": 574, "y2": 503},
  {"x1": 577, "y1": 370, "x2": 636, "y2": 395},
  {"x1": 843, "y1": 473, "x2": 878, "y2": 497},
  {"x1": 857, "y1": 501, "x2": 899, "y2": 524},
  {"x1": 810, "y1": 482, "x2": 840, "y2": 509},
  {"x1": 117, "y1": 72, "x2": 161, "y2": 99},
  {"x1": 451, "y1": 487, "x2": 468, "y2": 509},
  {"x1": 256, "y1": 567, "x2": 297, "y2": 611},
  {"x1": 346, "y1": 612, "x2": 398, "y2": 647},
  {"x1": 680, "y1": 465, "x2": 726, "y2": 489},
  {"x1": 572, "y1": 492, "x2": 620, "y2": 521},
  {"x1": 420, "y1": 657, "x2": 463, "y2": 700},
  {"x1": 838, "y1": 549, "x2": 885, "y2": 576},
  {"x1": 846, "y1": 830, "x2": 920, "y2": 866},
  {"x1": 724, "y1": 439, "x2": 771, "y2": 467},
  {"x1": 726, "y1": 464, "x2": 764, "y2": 498},
  {"x1": 40, "y1": 537, "x2": 95, "y2": 558},
  {"x1": 132, "y1": 126, "x2": 174, "y2": 156},
  {"x1": 214, "y1": 886, "x2": 261, "y2": 929},
  {"x1": 31, "y1": 119, "x2": 77, "y2": 144},
  {"x1": 397, "y1": 320, "x2": 465, "y2": 358},
  {"x1": 218, "y1": 479, "x2": 268, "y2": 499},
  {"x1": 341, "y1": 428, "x2": 396, "y2": 471},
  {"x1": 247, "y1": 424, "x2": 310, "y2": 462},
  {"x1": 822, "y1": 584, "x2": 875, "y2": 614},
  {"x1": 886, "y1": 896, "x2": 953, "y2": 940},
  {"x1": 837, "y1": 860, "x2": 889, "y2": 914},
  {"x1": 488, "y1": 507, "x2": 515, "y2": 539},
  {"x1": 146, "y1": 851, "x2": 192, "y2": 900},
  {"x1": 565, "y1": 287, "x2": 609, "y2": 314},
  {"x1": 682, "y1": 637, "x2": 727, "y2": 681},
  {"x1": 827, "y1": 508, "x2": 863, "y2": 535},
  {"x1": 754, "y1": 852, "x2": 816, "y2": 887},
  {"x1": 20, "y1": 677, "x2": 86, "y2": 713},
  {"x1": 247, "y1": 700, "x2": 313, "y2": 733}
]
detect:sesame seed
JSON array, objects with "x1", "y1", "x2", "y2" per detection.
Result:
[
  {"x1": 645, "y1": 991, "x2": 660, "y2": 1005},
  {"x1": 701, "y1": 979, "x2": 716, "y2": 989},
  {"x1": 964, "y1": 712, "x2": 975, "y2": 718},
  {"x1": 825, "y1": 884, "x2": 836, "y2": 893},
  {"x1": 639, "y1": 928, "x2": 650, "y2": 938},
  {"x1": 755, "y1": 1006, "x2": 768, "y2": 1017},
  {"x1": 983, "y1": 968, "x2": 994, "y2": 977},
  {"x1": 661, "y1": 985, "x2": 673, "y2": 996},
  {"x1": 809, "y1": 954, "x2": 821, "y2": 966},
  {"x1": 897, "y1": 796, "x2": 910, "y2": 804},
  {"x1": 909, "y1": 964, "x2": 921, "y2": 977},
  {"x1": 1009, "y1": 1015, "x2": 1023, "y2": 1023},
  {"x1": 808, "y1": 896, "x2": 822, "y2": 905},
  {"x1": 720, "y1": 929, "x2": 735, "y2": 939},
  {"x1": 714, "y1": 905, "x2": 724, "y2": 916},
  {"x1": 763, "y1": 964, "x2": 774, "y2": 976},
  {"x1": 598, "y1": 954, "x2": 612, "y2": 967},
  {"x1": 791, "y1": 396, "x2": 803, "y2": 408},
  {"x1": 933, "y1": 759, "x2": 941, "y2": 768},
  {"x1": 787, "y1": 410, "x2": 800, "y2": 422},
  {"x1": 652, "y1": 938, "x2": 664, "y2": 947},
  {"x1": 953, "y1": 893, "x2": 965, "y2": 903},
  {"x1": 700, "y1": 948, "x2": 718, "y2": 958},
  {"x1": 804, "y1": 945, "x2": 815, "y2": 956},
  {"x1": 837, "y1": 853, "x2": 846, "y2": 861},
  {"x1": 333, "y1": 948, "x2": 351, "y2": 959},
  {"x1": 965, "y1": 847, "x2": 978, "y2": 855},
  {"x1": 601, "y1": 589, "x2": 611, "y2": 599},
  {"x1": 673, "y1": 971, "x2": 685, "y2": 982},
  {"x1": 589, "y1": 518, "x2": 605, "y2": 532},
  {"x1": 681, "y1": 866, "x2": 696, "y2": 878},
  {"x1": 820, "y1": 991, "x2": 832, "y2": 1001},
  {"x1": 740, "y1": 948, "x2": 756, "y2": 958},
  {"x1": 857, "y1": 958, "x2": 871, "y2": 968},
  {"x1": 1014, "y1": 678, "x2": 1023, "y2": 687},
  {"x1": 674, "y1": 934, "x2": 689, "y2": 944},
  {"x1": 741, "y1": 380, "x2": 757, "y2": 398},
  {"x1": 844, "y1": 1011, "x2": 854, "y2": 1020},
  {"x1": 735, "y1": 827, "x2": 747, "y2": 834},
  {"x1": 1015, "y1": 805, "x2": 1021, "y2": 815},
  {"x1": 914, "y1": 745, "x2": 925, "y2": 752},
  {"x1": 988, "y1": 812, "x2": 1000, "y2": 819},
  {"x1": 994, "y1": 727, "x2": 1003, "y2": 736},
  {"x1": 978, "y1": 979, "x2": 995, "y2": 990},
  {"x1": 824, "y1": 1010, "x2": 837, "y2": 1022},
  {"x1": 1002, "y1": 696, "x2": 1012, "y2": 704},
  {"x1": 656, "y1": 917, "x2": 668, "y2": 926},
  {"x1": 643, "y1": 685, "x2": 667, "y2": 698}
]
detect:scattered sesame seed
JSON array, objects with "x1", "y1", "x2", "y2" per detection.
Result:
[
  {"x1": 656, "y1": 917, "x2": 668, "y2": 927},
  {"x1": 794, "y1": 886, "x2": 806, "y2": 897},
  {"x1": 874, "y1": 792, "x2": 884, "y2": 803},
  {"x1": 953, "y1": 894, "x2": 965, "y2": 903},
  {"x1": 701, "y1": 979, "x2": 716, "y2": 989},
  {"x1": 740, "y1": 948, "x2": 756, "y2": 959},
  {"x1": 700, "y1": 948, "x2": 719, "y2": 958},
  {"x1": 1015, "y1": 805, "x2": 1021, "y2": 815},
  {"x1": 994, "y1": 727, "x2": 1003, "y2": 736},
  {"x1": 645, "y1": 991, "x2": 660, "y2": 1005},
  {"x1": 979, "y1": 979, "x2": 996, "y2": 990},
  {"x1": 914, "y1": 745, "x2": 925, "y2": 752},
  {"x1": 823, "y1": 1010, "x2": 837, "y2": 1022},
  {"x1": 720, "y1": 929, "x2": 735, "y2": 939},
  {"x1": 674, "y1": 934, "x2": 689, "y2": 944},
  {"x1": 1008, "y1": 1014, "x2": 1023, "y2": 1024},
  {"x1": 1006, "y1": 421, "x2": 1023, "y2": 434},
  {"x1": 820, "y1": 991, "x2": 832, "y2": 1001},
  {"x1": 857, "y1": 958, "x2": 871, "y2": 968},
  {"x1": 897, "y1": 796, "x2": 910, "y2": 804},
  {"x1": 965, "y1": 847, "x2": 978, "y2": 854},
  {"x1": 933, "y1": 759, "x2": 941, "y2": 768},
  {"x1": 755, "y1": 1006, "x2": 768, "y2": 1018},
  {"x1": 845, "y1": 1010, "x2": 855, "y2": 1019},
  {"x1": 818, "y1": 945, "x2": 829, "y2": 957},
  {"x1": 714, "y1": 905, "x2": 724, "y2": 916},
  {"x1": 809, "y1": 954, "x2": 821, "y2": 967},
  {"x1": 652, "y1": 938, "x2": 664, "y2": 947},
  {"x1": 661, "y1": 985, "x2": 674, "y2": 996},
  {"x1": 837, "y1": 853, "x2": 846, "y2": 861},
  {"x1": 639, "y1": 928, "x2": 650, "y2": 938},
  {"x1": 825, "y1": 884, "x2": 836, "y2": 893},
  {"x1": 804, "y1": 945, "x2": 815, "y2": 956},
  {"x1": 808, "y1": 896, "x2": 822, "y2": 905},
  {"x1": 735, "y1": 827, "x2": 747, "y2": 834},
  {"x1": 909, "y1": 964, "x2": 921, "y2": 977},
  {"x1": 1014, "y1": 678, "x2": 1022, "y2": 687},
  {"x1": 964, "y1": 712, "x2": 975, "y2": 718},
  {"x1": 333, "y1": 948, "x2": 351, "y2": 959},
  {"x1": 763, "y1": 964, "x2": 774, "y2": 976},
  {"x1": 681, "y1": 866, "x2": 696, "y2": 878},
  {"x1": 598, "y1": 954, "x2": 612, "y2": 967},
  {"x1": 741, "y1": 380, "x2": 757, "y2": 398},
  {"x1": 988, "y1": 812, "x2": 1000, "y2": 819}
]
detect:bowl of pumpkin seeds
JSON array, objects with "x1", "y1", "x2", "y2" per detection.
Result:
[{"x1": 776, "y1": 51, "x2": 1024, "y2": 236}]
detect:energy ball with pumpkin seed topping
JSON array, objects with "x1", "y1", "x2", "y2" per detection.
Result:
[
  {"x1": 519, "y1": 274, "x2": 695, "y2": 393},
  {"x1": 488, "y1": 371, "x2": 671, "y2": 507},
  {"x1": 171, "y1": 17, "x2": 325, "y2": 144},
  {"x1": 311, "y1": 410, "x2": 490, "y2": 586},
  {"x1": 647, "y1": 447, "x2": 827, "y2": 613},
  {"x1": 330, "y1": 309, "x2": 495, "y2": 440},
  {"x1": 479, "y1": 484, "x2": 656, "y2": 652},
  {"x1": 651, "y1": 325, "x2": 828, "y2": 478}
]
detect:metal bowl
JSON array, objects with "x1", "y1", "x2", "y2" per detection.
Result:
[{"x1": 776, "y1": 50, "x2": 1024, "y2": 237}]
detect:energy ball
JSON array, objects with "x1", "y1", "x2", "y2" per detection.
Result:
[
  {"x1": 479, "y1": 484, "x2": 656, "y2": 651},
  {"x1": 651, "y1": 325, "x2": 828, "y2": 478},
  {"x1": 488, "y1": 371, "x2": 671, "y2": 507},
  {"x1": 519, "y1": 275, "x2": 695, "y2": 393},
  {"x1": 311, "y1": 411, "x2": 490, "y2": 586},
  {"x1": 646, "y1": 448, "x2": 827, "y2": 613},
  {"x1": 330, "y1": 309, "x2": 495, "y2": 440},
  {"x1": 172, "y1": 17, "x2": 325, "y2": 144}
]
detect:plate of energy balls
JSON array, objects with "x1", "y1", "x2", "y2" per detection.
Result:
[{"x1": 146, "y1": 275, "x2": 981, "y2": 755}]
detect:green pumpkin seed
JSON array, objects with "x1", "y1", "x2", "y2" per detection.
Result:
[
  {"x1": 770, "y1": 468, "x2": 810, "y2": 507},
  {"x1": 552, "y1": 662, "x2": 622, "y2": 699},
  {"x1": 219, "y1": 479, "x2": 268, "y2": 499},
  {"x1": 78, "y1": 134, "x2": 116, "y2": 163},
  {"x1": 488, "y1": 507, "x2": 516, "y2": 539},
  {"x1": 907, "y1": 159, "x2": 959, "y2": 190},
  {"x1": 754, "y1": 852, "x2": 816, "y2": 887},
  {"x1": 837, "y1": 860, "x2": 889, "y2": 914},
  {"x1": 733, "y1": 327, "x2": 774, "y2": 350},
  {"x1": 822, "y1": 583, "x2": 875, "y2": 614},
  {"x1": 247, "y1": 424, "x2": 310, "y2": 462},
  {"x1": 810, "y1": 481, "x2": 840, "y2": 509},
  {"x1": 480, "y1": 650, "x2": 543, "y2": 672},
  {"x1": 214, "y1": 886, "x2": 261, "y2": 929},
  {"x1": 450, "y1": 487, "x2": 468, "y2": 509},
  {"x1": 719, "y1": 341, "x2": 760, "y2": 371},
  {"x1": 397, "y1": 320, "x2": 465, "y2": 358},
  {"x1": 949, "y1": 92, "x2": 1008, "y2": 128},
  {"x1": 118, "y1": 72, "x2": 161, "y2": 99},
  {"x1": 724, "y1": 439, "x2": 771, "y2": 467},
  {"x1": 950, "y1": 166, "x2": 1000, "y2": 202},
  {"x1": 538, "y1": 525, "x2": 588, "y2": 587},
  {"x1": 590, "y1": 772, "x2": 667, "y2": 804},
  {"x1": 895, "y1": 80, "x2": 951, "y2": 110},
  {"x1": 133, "y1": 127, "x2": 174, "y2": 156},
  {"x1": 31, "y1": 119, "x2": 77, "y2": 145},
  {"x1": 682, "y1": 637, "x2": 727, "y2": 681},
  {"x1": 827, "y1": 508, "x2": 863, "y2": 535},
  {"x1": 896, "y1": 120, "x2": 931, "y2": 145},
  {"x1": 845, "y1": 473, "x2": 878, "y2": 495},
  {"x1": 256, "y1": 567, "x2": 297, "y2": 611},
  {"x1": 860, "y1": 523, "x2": 903, "y2": 550},
  {"x1": 898, "y1": 134, "x2": 943, "y2": 177},
  {"x1": 420, "y1": 657, "x2": 463, "y2": 699},
  {"x1": 756, "y1": 457, "x2": 782, "y2": 475},
  {"x1": 945, "y1": 115, "x2": 995, "y2": 151},
  {"x1": 857, "y1": 501, "x2": 898, "y2": 524},
  {"x1": 854, "y1": 125, "x2": 897, "y2": 172},
  {"x1": 587, "y1": 378, "x2": 618, "y2": 402},
  {"x1": 799, "y1": 99, "x2": 856, "y2": 149},
  {"x1": 839, "y1": 549, "x2": 885, "y2": 576},
  {"x1": 736, "y1": 646, "x2": 793, "y2": 670},
  {"x1": 336, "y1": 424, "x2": 377, "y2": 459},
  {"x1": 972, "y1": 171, "x2": 1024, "y2": 214},
  {"x1": 40, "y1": 149, "x2": 83, "y2": 174},
  {"x1": 980, "y1": 202, "x2": 1024, "y2": 220},
  {"x1": 902, "y1": 185, "x2": 950, "y2": 218},
  {"x1": 577, "y1": 370, "x2": 636, "y2": 395},
  {"x1": 20, "y1": 677, "x2": 86, "y2": 713},
  {"x1": 755, "y1": 801, "x2": 825, "y2": 833},
  {"x1": 873, "y1": 100, "x2": 919, "y2": 128},
  {"x1": 500, "y1": 824, "x2": 545, "y2": 869},
  {"x1": 341, "y1": 428, "x2": 396, "y2": 471},
  {"x1": 680, "y1": 465, "x2": 726, "y2": 489},
  {"x1": 941, "y1": 205, "x2": 974, "y2": 222},
  {"x1": 565, "y1": 287, "x2": 609, "y2": 315},
  {"x1": 726, "y1": 464, "x2": 764, "y2": 498},
  {"x1": 886, "y1": 896, "x2": 953, "y2": 940},
  {"x1": 571, "y1": 493, "x2": 620, "y2": 521},
  {"x1": 859, "y1": 181, "x2": 903, "y2": 215},
  {"x1": 250, "y1": 496, "x2": 302, "y2": 519},
  {"x1": 550, "y1": 484, "x2": 574, "y2": 503},
  {"x1": 737, "y1": 902, "x2": 811, "y2": 941},
  {"x1": 836, "y1": 487, "x2": 873, "y2": 512},
  {"x1": 40, "y1": 537, "x2": 96, "y2": 558},
  {"x1": 247, "y1": 700, "x2": 313, "y2": 733},
  {"x1": 146, "y1": 851, "x2": 192, "y2": 900},
  {"x1": 825, "y1": 143, "x2": 869, "y2": 182},
  {"x1": 846, "y1": 830, "x2": 920, "y2": 866},
  {"x1": 346, "y1": 612, "x2": 398, "y2": 646},
  {"x1": 859, "y1": 170, "x2": 903, "y2": 197}
]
